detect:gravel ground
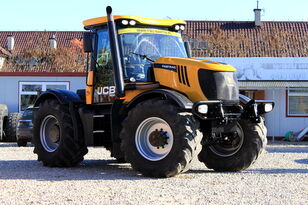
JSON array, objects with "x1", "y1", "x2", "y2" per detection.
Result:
[{"x1": 0, "y1": 141, "x2": 307, "y2": 205}]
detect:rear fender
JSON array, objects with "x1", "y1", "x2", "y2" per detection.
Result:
[
  {"x1": 33, "y1": 90, "x2": 84, "y2": 144},
  {"x1": 34, "y1": 89, "x2": 83, "y2": 106}
]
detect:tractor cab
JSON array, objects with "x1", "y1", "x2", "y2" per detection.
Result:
[{"x1": 83, "y1": 14, "x2": 188, "y2": 103}]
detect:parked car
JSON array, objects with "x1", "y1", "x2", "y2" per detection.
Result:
[{"x1": 16, "y1": 107, "x2": 34, "y2": 147}]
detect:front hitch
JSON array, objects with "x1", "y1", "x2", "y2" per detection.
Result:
[{"x1": 192, "y1": 96, "x2": 274, "y2": 123}]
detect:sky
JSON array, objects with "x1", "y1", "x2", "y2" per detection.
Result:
[{"x1": 1, "y1": 0, "x2": 307, "y2": 31}]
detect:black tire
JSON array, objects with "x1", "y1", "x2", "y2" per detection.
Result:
[
  {"x1": 198, "y1": 118, "x2": 267, "y2": 172},
  {"x1": 17, "y1": 139, "x2": 27, "y2": 147},
  {"x1": 4, "y1": 112, "x2": 22, "y2": 142},
  {"x1": 33, "y1": 99, "x2": 88, "y2": 167},
  {"x1": 120, "y1": 99, "x2": 202, "y2": 178}
]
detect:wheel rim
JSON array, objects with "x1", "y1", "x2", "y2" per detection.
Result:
[
  {"x1": 135, "y1": 117, "x2": 173, "y2": 161},
  {"x1": 40, "y1": 115, "x2": 61, "y2": 152},
  {"x1": 209, "y1": 124, "x2": 244, "y2": 157}
]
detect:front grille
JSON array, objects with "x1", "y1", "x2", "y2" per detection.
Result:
[
  {"x1": 176, "y1": 65, "x2": 190, "y2": 87},
  {"x1": 198, "y1": 69, "x2": 239, "y2": 104}
]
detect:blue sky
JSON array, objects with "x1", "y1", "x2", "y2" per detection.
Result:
[{"x1": 1, "y1": 0, "x2": 307, "y2": 31}]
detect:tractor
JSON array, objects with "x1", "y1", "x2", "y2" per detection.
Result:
[{"x1": 32, "y1": 6, "x2": 274, "y2": 177}]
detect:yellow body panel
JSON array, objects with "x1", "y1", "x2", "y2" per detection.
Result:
[
  {"x1": 121, "y1": 90, "x2": 145, "y2": 103},
  {"x1": 115, "y1": 57, "x2": 237, "y2": 104},
  {"x1": 153, "y1": 57, "x2": 236, "y2": 102},
  {"x1": 118, "y1": 28, "x2": 181, "y2": 37},
  {"x1": 86, "y1": 71, "x2": 94, "y2": 104},
  {"x1": 83, "y1": 15, "x2": 186, "y2": 27}
]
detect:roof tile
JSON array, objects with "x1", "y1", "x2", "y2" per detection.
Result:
[{"x1": 184, "y1": 21, "x2": 308, "y2": 57}]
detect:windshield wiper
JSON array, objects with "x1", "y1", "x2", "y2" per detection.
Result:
[{"x1": 130, "y1": 52, "x2": 154, "y2": 62}]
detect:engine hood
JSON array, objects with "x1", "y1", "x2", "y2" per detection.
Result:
[{"x1": 154, "y1": 57, "x2": 236, "y2": 72}]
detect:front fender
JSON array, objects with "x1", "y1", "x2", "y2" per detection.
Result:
[{"x1": 127, "y1": 89, "x2": 193, "y2": 110}]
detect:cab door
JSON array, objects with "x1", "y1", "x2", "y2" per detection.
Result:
[{"x1": 93, "y1": 28, "x2": 116, "y2": 103}]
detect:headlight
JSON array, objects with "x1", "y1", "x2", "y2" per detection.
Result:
[
  {"x1": 197, "y1": 104, "x2": 208, "y2": 114},
  {"x1": 174, "y1": 25, "x2": 180, "y2": 31},
  {"x1": 264, "y1": 103, "x2": 273, "y2": 112},
  {"x1": 122, "y1": 20, "x2": 129, "y2": 25},
  {"x1": 257, "y1": 102, "x2": 274, "y2": 114},
  {"x1": 129, "y1": 20, "x2": 136, "y2": 26},
  {"x1": 180, "y1": 25, "x2": 185, "y2": 31}
]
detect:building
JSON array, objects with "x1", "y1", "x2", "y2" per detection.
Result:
[
  {"x1": 0, "y1": 72, "x2": 86, "y2": 113},
  {"x1": 184, "y1": 10, "x2": 308, "y2": 138},
  {"x1": 0, "y1": 31, "x2": 86, "y2": 113}
]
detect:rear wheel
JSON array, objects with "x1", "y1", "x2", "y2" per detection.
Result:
[
  {"x1": 5, "y1": 112, "x2": 22, "y2": 142},
  {"x1": 120, "y1": 99, "x2": 202, "y2": 178},
  {"x1": 33, "y1": 99, "x2": 88, "y2": 167},
  {"x1": 198, "y1": 119, "x2": 267, "y2": 171}
]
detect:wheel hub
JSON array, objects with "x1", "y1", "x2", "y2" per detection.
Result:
[
  {"x1": 49, "y1": 124, "x2": 60, "y2": 143},
  {"x1": 209, "y1": 124, "x2": 244, "y2": 157},
  {"x1": 135, "y1": 117, "x2": 174, "y2": 161},
  {"x1": 40, "y1": 115, "x2": 61, "y2": 152},
  {"x1": 149, "y1": 129, "x2": 169, "y2": 149}
]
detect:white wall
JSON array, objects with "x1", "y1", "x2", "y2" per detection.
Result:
[
  {"x1": 202, "y1": 57, "x2": 308, "y2": 80},
  {"x1": 0, "y1": 75, "x2": 86, "y2": 113},
  {"x1": 265, "y1": 89, "x2": 308, "y2": 137}
]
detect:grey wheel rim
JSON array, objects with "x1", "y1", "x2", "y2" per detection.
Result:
[
  {"x1": 135, "y1": 117, "x2": 173, "y2": 161},
  {"x1": 209, "y1": 124, "x2": 244, "y2": 157},
  {"x1": 40, "y1": 115, "x2": 61, "y2": 152}
]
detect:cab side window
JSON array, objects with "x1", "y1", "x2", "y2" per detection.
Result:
[{"x1": 95, "y1": 29, "x2": 114, "y2": 87}]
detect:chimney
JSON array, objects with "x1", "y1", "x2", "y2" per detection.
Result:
[
  {"x1": 7, "y1": 36, "x2": 14, "y2": 51},
  {"x1": 49, "y1": 34, "x2": 57, "y2": 49},
  {"x1": 254, "y1": 0, "x2": 261, "y2": 27}
]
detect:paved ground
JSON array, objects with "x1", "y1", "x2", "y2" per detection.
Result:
[{"x1": 0, "y1": 141, "x2": 307, "y2": 205}]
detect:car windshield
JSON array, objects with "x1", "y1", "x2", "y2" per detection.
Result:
[{"x1": 119, "y1": 28, "x2": 187, "y2": 82}]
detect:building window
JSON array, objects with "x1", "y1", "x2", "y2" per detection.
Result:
[
  {"x1": 240, "y1": 90, "x2": 265, "y2": 100},
  {"x1": 19, "y1": 82, "x2": 69, "y2": 111},
  {"x1": 287, "y1": 88, "x2": 308, "y2": 116}
]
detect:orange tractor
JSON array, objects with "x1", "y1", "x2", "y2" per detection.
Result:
[{"x1": 32, "y1": 7, "x2": 274, "y2": 177}]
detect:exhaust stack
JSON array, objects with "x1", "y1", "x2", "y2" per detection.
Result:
[{"x1": 106, "y1": 6, "x2": 125, "y2": 97}]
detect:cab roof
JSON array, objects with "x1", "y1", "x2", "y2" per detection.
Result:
[{"x1": 83, "y1": 15, "x2": 186, "y2": 29}]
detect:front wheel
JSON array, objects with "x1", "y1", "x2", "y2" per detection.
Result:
[
  {"x1": 198, "y1": 118, "x2": 267, "y2": 171},
  {"x1": 120, "y1": 99, "x2": 202, "y2": 178},
  {"x1": 33, "y1": 99, "x2": 88, "y2": 167}
]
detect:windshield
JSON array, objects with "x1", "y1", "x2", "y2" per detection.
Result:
[{"x1": 119, "y1": 28, "x2": 187, "y2": 82}]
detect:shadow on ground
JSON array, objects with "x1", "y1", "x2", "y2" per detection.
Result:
[
  {"x1": 266, "y1": 146, "x2": 308, "y2": 153},
  {"x1": 0, "y1": 159, "x2": 145, "y2": 181},
  {"x1": 294, "y1": 158, "x2": 308, "y2": 165}
]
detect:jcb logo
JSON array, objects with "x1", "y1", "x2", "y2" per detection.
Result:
[{"x1": 97, "y1": 86, "x2": 116, "y2": 96}]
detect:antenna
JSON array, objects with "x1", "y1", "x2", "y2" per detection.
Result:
[{"x1": 257, "y1": 0, "x2": 259, "y2": 9}]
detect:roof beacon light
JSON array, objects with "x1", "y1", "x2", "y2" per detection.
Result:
[
  {"x1": 122, "y1": 20, "x2": 129, "y2": 25},
  {"x1": 129, "y1": 20, "x2": 136, "y2": 26}
]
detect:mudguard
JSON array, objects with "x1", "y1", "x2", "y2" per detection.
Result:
[
  {"x1": 34, "y1": 89, "x2": 83, "y2": 106},
  {"x1": 127, "y1": 89, "x2": 193, "y2": 110}
]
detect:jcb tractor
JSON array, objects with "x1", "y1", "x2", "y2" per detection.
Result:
[{"x1": 33, "y1": 7, "x2": 274, "y2": 177}]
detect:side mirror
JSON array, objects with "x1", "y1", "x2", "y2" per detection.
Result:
[
  {"x1": 184, "y1": 41, "x2": 192, "y2": 58},
  {"x1": 83, "y1": 32, "x2": 96, "y2": 53}
]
